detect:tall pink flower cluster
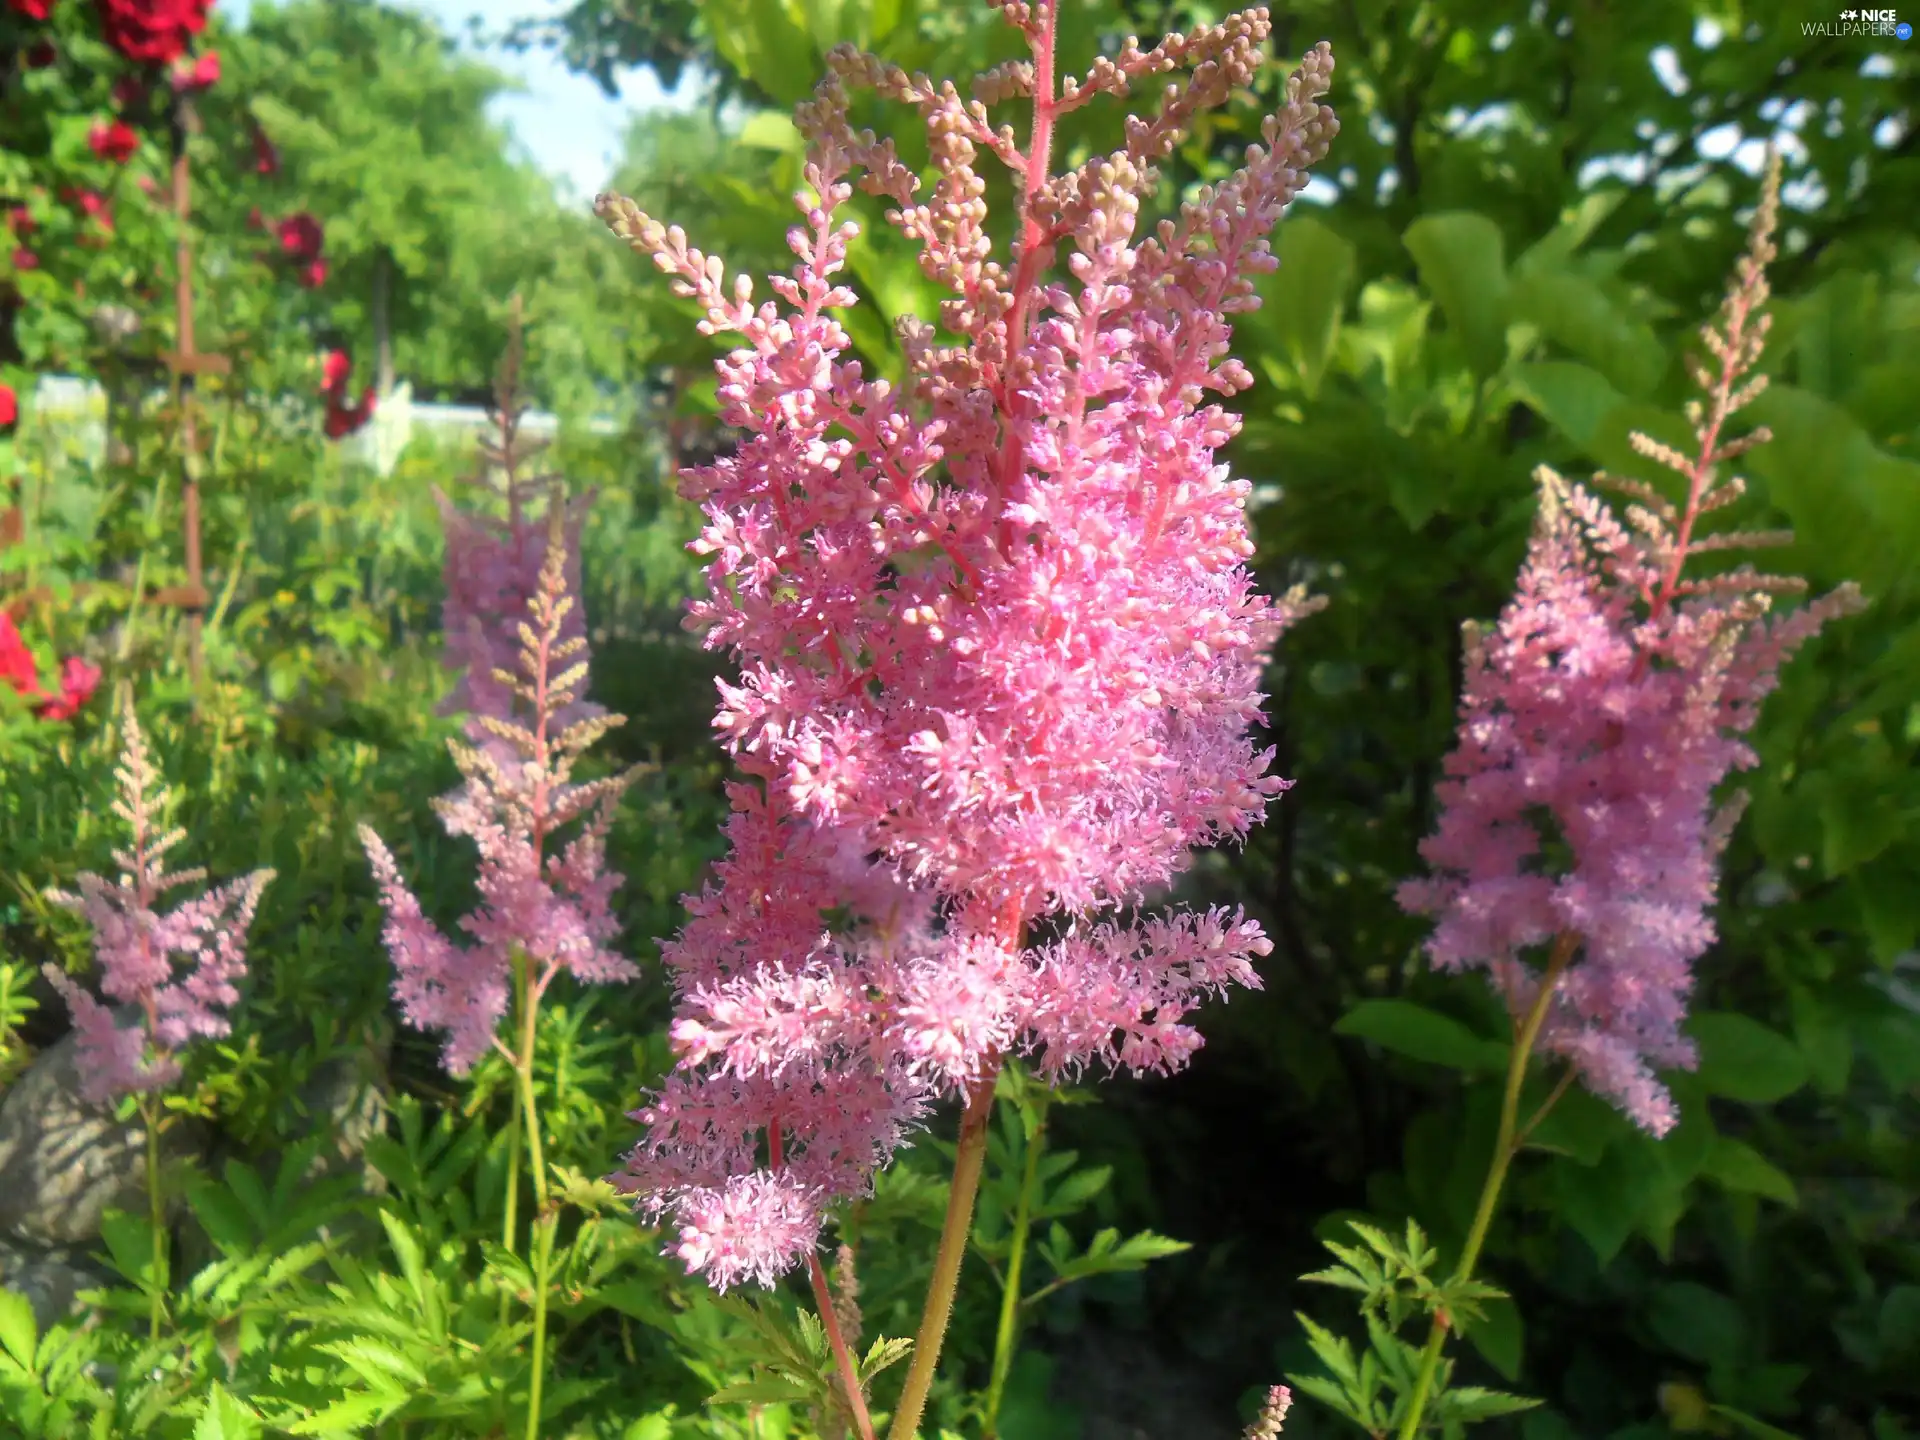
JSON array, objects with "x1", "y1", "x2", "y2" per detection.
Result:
[
  {"x1": 360, "y1": 536, "x2": 646, "y2": 1075},
  {"x1": 433, "y1": 335, "x2": 598, "y2": 739},
  {"x1": 598, "y1": 4, "x2": 1337, "y2": 1289},
  {"x1": 1399, "y1": 156, "x2": 1864, "y2": 1136},
  {"x1": 42, "y1": 710, "x2": 274, "y2": 1105}
]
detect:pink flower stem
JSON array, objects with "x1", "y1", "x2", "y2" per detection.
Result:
[
  {"x1": 770, "y1": 1120, "x2": 878, "y2": 1440},
  {"x1": 812, "y1": 1249, "x2": 877, "y2": 1440},
  {"x1": 886, "y1": 1068, "x2": 1001, "y2": 1440},
  {"x1": 1394, "y1": 932, "x2": 1578, "y2": 1440}
]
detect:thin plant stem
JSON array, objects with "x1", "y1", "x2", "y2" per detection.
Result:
[
  {"x1": 515, "y1": 961, "x2": 554, "y2": 1440},
  {"x1": 498, "y1": 953, "x2": 528, "y2": 1328},
  {"x1": 141, "y1": 1094, "x2": 166, "y2": 1341},
  {"x1": 1394, "y1": 933, "x2": 1578, "y2": 1440},
  {"x1": 887, "y1": 1073, "x2": 1000, "y2": 1440},
  {"x1": 767, "y1": 1117, "x2": 876, "y2": 1440},
  {"x1": 983, "y1": 1099, "x2": 1046, "y2": 1436},
  {"x1": 810, "y1": 1250, "x2": 877, "y2": 1440}
]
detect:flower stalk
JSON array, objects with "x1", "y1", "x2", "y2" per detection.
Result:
[
  {"x1": 889, "y1": 1074, "x2": 999, "y2": 1440},
  {"x1": 1394, "y1": 933, "x2": 1576, "y2": 1440}
]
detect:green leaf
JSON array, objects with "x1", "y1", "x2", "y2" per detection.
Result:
[
  {"x1": 1710, "y1": 1405, "x2": 1803, "y2": 1440},
  {"x1": 1403, "y1": 212, "x2": 1509, "y2": 378},
  {"x1": 1648, "y1": 1282, "x2": 1745, "y2": 1370},
  {"x1": 709, "y1": 1378, "x2": 815, "y2": 1406},
  {"x1": 1508, "y1": 361, "x2": 1627, "y2": 450},
  {"x1": 1335, "y1": 999, "x2": 1508, "y2": 1073},
  {"x1": 1509, "y1": 271, "x2": 1666, "y2": 396},
  {"x1": 1261, "y1": 216, "x2": 1358, "y2": 397},
  {"x1": 194, "y1": 1384, "x2": 263, "y2": 1440},
  {"x1": 1701, "y1": 1135, "x2": 1798, "y2": 1207},
  {"x1": 1689, "y1": 1012, "x2": 1810, "y2": 1105},
  {"x1": 1467, "y1": 1295, "x2": 1524, "y2": 1383},
  {"x1": 0, "y1": 1290, "x2": 34, "y2": 1371}
]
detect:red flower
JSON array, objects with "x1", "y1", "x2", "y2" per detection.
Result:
[
  {"x1": 95, "y1": 0, "x2": 210, "y2": 66},
  {"x1": 9, "y1": 0, "x2": 54, "y2": 20},
  {"x1": 320, "y1": 349, "x2": 352, "y2": 394},
  {"x1": 25, "y1": 39, "x2": 57, "y2": 67},
  {"x1": 324, "y1": 387, "x2": 377, "y2": 439},
  {"x1": 9, "y1": 250, "x2": 36, "y2": 271},
  {"x1": 277, "y1": 212, "x2": 323, "y2": 264},
  {"x1": 0, "y1": 616, "x2": 36, "y2": 694},
  {"x1": 169, "y1": 49, "x2": 219, "y2": 92},
  {"x1": 89, "y1": 119, "x2": 141, "y2": 165},
  {"x1": 250, "y1": 124, "x2": 281, "y2": 177},
  {"x1": 298, "y1": 257, "x2": 328, "y2": 288},
  {"x1": 38, "y1": 657, "x2": 103, "y2": 720},
  {"x1": 0, "y1": 382, "x2": 16, "y2": 428},
  {"x1": 0, "y1": 617, "x2": 101, "y2": 722}
]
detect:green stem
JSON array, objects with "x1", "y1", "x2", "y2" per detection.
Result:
[
  {"x1": 1394, "y1": 935, "x2": 1577, "y2": 1440},
  {"x1": 886, "y1": 1073, "x2": 999, "y2": 1440},
  {"x1": 498, "y1": 959, "x2": 527, "y2": 1327},
  {"x1": 516, "y1": 961, "x2": 553, "y2": 1440},
  {"x1": 143, "y1": 1096, "x2": 166, "y2": 1341},
  {"x1": 983, "y1": 1102, "x2": 1045, "y2": 1436}
]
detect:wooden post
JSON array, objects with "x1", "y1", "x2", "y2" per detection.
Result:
[{"x1": 162, "y1": 96, "x2": 228, "y2": 684}]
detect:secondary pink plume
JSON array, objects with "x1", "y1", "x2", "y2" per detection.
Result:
[
  {"x1": 42, "y1": 709, "x2": 274, "y2": 1104},
  {"x1": 1400, "y1": 154, "x2": 1863, "y2": 1135}
]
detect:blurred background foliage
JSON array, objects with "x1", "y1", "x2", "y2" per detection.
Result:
[{"x1": 2, "y1": 0, "x2": 1915, "y2": 1437}]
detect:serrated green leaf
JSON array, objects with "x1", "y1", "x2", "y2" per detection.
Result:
[
  {"x1": 0, "y1": 1291, "x2": 34, "y2": 1369},
  {"x1": 194, "y1": 1383, "x2": 263, "y2": 1440}
]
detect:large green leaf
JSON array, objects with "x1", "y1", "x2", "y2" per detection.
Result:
[
  {"x1": 1509, "y1": 360, "x2": 1627, "y2": 450},
  {"x1": 1334, "y1": 1000, "x2": 1508, "y2": 1073},
  {"x1": 1403, "y1": 211, "x2": 1510, "y2": 379},
  {"x1": 1509, "y1": 270, "x2": 1666, "y2": 396},
  {"x1": 1689, "y1": 1012, "x2": 1809, "y2": 1105},
  {"x1": 1261, "y1": 216, "x2": 1358, "y2": 398}
]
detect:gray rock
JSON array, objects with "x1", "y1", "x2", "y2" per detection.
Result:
[
  {"x1": 291, "y1": 1039, "x2": 391, "y2": 1191},
  {"x1": 0, "y1": 1028, "x2": 205, "y2": 1247},
  {"x1": 0, "y1": 1235, "x2": 113, "y2": 1332}
]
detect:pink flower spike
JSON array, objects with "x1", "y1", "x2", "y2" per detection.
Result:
[
  {"x1": 1399, "y1": 152, "x2": 1864, "y2": 1135},
  {"x1": 599, "y1": 12, "x2": 1339, "y2": 1287},
  {"x1": 42, "y1": 708, "x2": 273, "y2": 1105},
  {"x1": 360, "y1": 523, "x2": 648, "y2": 1075}
]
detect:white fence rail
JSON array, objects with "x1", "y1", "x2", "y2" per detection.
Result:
[{"x1": 30, "y1": 375, "x2": 622, "y2": 478}]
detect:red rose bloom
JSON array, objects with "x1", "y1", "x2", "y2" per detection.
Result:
[
  {"x1": 95, "y1": 0, "x2": 210, "y2": 66},
  {"x1": 298, "y1": 258, "x2": 329, "y2": 288},
  {"x1": 321, "y1": 349, "x2": 352, "y2": 393},
  {"x1": 89, "y1": 119, "x2": 140, "y2": 164},
  {"x1": 277, "y1": 212, "x2": 323, "y2": 263},
  {"x1": 9, "y1": 250, "x2": 37, "y2": 270},
  {"x1": 38, "y1": 657, "x2": 103, "y2": 720},
  {"x1": 0, "y1": 616, "x2": 36, "y2": 694},
  {"x1": 250, "y1": 124, "x2": 281, "y2": 176},
  {"x1": 169, "y1": 49, "x2": 219, "y2": 91},
  {"x1": 0, "y1": 382, "x2": 17, "y2": 428},
  {"x1": 10, "y1": 0, "x2": 54, "y2": 21}
]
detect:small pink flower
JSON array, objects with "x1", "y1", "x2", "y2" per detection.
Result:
[{"x1": 298, "y1": 257, "x2": 328, "y2": 289}]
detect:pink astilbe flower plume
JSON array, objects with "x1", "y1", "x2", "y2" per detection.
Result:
[
  {"x1": 360, "y1": 522, "x2": 651, "y2": 1075},
  {"x1": 598, "y1": 4, "x2": 1337, "y2": 1290},
  {"x1": 436, "y1": 295, "x2": 600, "y2": 740},
  {"x1": 42, "y1": 708, "x2": 274, "y2": 1105},
  {"x1": 1399, "y1": 152, "x2": 1865, "y2": 1137}
]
